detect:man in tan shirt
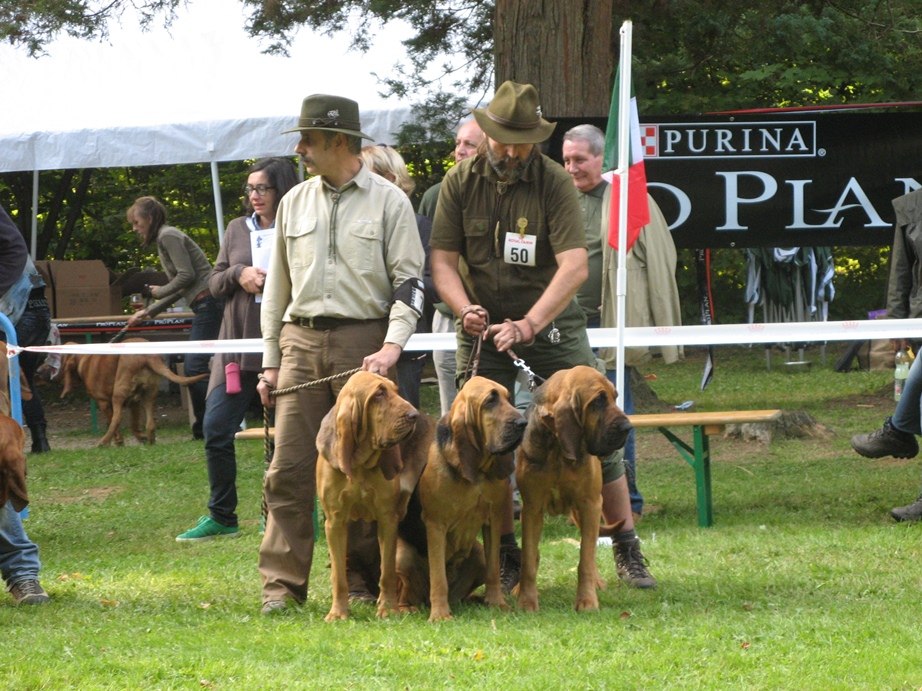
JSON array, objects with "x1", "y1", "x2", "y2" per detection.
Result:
[{"x1": 256, "y1": 94, "x2": 425, "y2": 614}]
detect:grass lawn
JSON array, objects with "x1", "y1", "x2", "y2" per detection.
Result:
[{"x1": 4, "y1": 343, "x2": 922, "y2": 690}]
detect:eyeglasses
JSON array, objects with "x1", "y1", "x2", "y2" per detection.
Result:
[{"x1": 243, "y1": 184, "x2": 276, "y2": 197}]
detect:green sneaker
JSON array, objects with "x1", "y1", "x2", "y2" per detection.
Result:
[{"x1": 176, "y1": 516, "x2": 239, "y2": 542}]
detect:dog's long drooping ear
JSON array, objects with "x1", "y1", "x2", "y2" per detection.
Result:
[
  {"x1": 0, "y1": 420, "x2": 29, "y2": 512},
  {"x1": 545, "y1": 388, "x2": 584, "y2": 463},
  {"x1": 449, "y1": 391, "x2": 482, "y2": 484},
  {"x1": 58, "y1": 353, "x2": 79, "y2": 399},
  {"x1": 329, "y1": 389, "x2": 363, "y2": 478}
]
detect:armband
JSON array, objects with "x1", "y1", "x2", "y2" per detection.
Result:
[{"x1": 392, "y1": 277, "x2": 425, "y2": 317}]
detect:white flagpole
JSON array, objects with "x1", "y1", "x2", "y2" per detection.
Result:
[{"x1": 615, "y1": 21, "x2": 633, "y2": 407}]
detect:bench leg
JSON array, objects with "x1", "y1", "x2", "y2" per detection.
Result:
[
  {"x1": 692, "y1": 427, "x2": 713, "y2": 528},
  {"x1": 657, "y1": 426, "x2": 715, "y2": 528}
]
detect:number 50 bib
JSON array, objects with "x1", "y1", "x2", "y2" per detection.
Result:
[{"x1": 503, "y1": 232, "x2": 536, "y2": 267}]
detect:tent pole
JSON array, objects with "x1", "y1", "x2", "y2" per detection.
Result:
[
  {"x1": 31, "y1": 170, "x2": 39, "y2": 256},
  {"x1": 211, "y1": 160, "x2": 225, "y2": 245}
]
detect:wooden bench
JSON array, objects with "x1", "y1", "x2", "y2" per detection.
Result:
[
  {"x1": 628, "y1": 410, "x2": 782, "y2": 528},
  {"x1": 236, "y1": 427, "x2": 275, "y2": 442},
  {"x1": 237, "y1": 409, "x2": 783, "y2": 529}
]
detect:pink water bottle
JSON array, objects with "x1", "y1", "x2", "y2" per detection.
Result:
[{"x1": 225, "y1": 361, "x2": 241, "y2": 395}]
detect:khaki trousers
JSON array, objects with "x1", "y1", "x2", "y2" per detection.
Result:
[{"x1": 258, "y1": 319, "x2": 387, "y2": 605}]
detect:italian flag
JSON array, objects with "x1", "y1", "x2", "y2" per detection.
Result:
[{"x1": 603, "y1": 64, "x2": 649, "y2": 252}]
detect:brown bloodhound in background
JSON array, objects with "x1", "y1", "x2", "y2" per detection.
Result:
[{"x1": 57, "y1": 339, "x2": 208, "y2": 447}]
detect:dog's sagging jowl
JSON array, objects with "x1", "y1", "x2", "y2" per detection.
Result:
[{"x1": 515, "y1": 365, "x2": 633, "y2": 612}]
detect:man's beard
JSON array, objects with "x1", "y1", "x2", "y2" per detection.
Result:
[{"x1": 486, "y1": 144, "x2": 537, "y2": 183}]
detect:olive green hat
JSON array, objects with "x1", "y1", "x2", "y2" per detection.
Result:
[
  {"x1": 472, "y1": 80, "x2": 556, "y2": 145},
  {"x1": 282, "y1": 94, "x2": 373, "y2": 139}
]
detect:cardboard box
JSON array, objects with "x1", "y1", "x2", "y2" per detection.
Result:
[
  {"x1": 48, "y1": 260, "x2": 122, "y2": 318},
  {"x1": 32, "y1": 260, "x2": 54, "y2": 319}
]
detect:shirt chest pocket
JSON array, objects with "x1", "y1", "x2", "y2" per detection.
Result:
[
  {"x1": 343, "y1": 220, "x2": 384, "y2": 272},
  {"x1": 286, "y1": 218, "x2": 317, "y2": 269},
  {"x1": 462, "y1": 217, "x2": 492, "y2": 265}
]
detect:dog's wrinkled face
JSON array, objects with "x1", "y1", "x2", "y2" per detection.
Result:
[
  {"x1": 540, "y1": 365, "x2": 633, "y2": 462},
  {"x1": 442, "y1": 376, "x2": 526, "y2": 483},
  {"x1": 327, "y1": 371, "x2": 419, "y2": 479},
  {"x1": 339, "y1": 371, "x2": 418, "y2": 450},
  {"x1": 464, "y1": 376, "x2": 527, "y2": 456}
]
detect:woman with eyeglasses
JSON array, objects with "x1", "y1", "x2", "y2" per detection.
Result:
[
  {"x1": 175, "y1": 157, "x2": 299, "y2": 542},
  {"x1": 126, "y1": 195, "x2": 224, "y2": 441}
]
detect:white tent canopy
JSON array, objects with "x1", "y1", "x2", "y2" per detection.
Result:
[
  {"x1": 1, "y1": 0, "x2": 416, "y2": 171},
  {"x1": 0, "y1": 0, "x2": 418, "y2": 243}
]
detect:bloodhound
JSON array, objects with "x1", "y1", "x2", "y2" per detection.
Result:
[
  {"x1": 396, "y1": 376, "x2": 527, "y2": 622},
  {"x1": 515, "y1": 365, "x2": 633, "y2": 612},
  {"x1": 0, "y1": 413, "x2": 28, "y2": 514},
  {"x1": 57, "y1": 339, "x2": 208, "y2": 447},
  {"x1": 316, "y1": 371, "x2": 430, "y2": 622}
]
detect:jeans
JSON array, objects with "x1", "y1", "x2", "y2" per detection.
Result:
[
  {"x1": 0, "y1": 500, "x2": 41, "y2": 589},
  {"x1": 892, "y1": 354, "x2": 922, "y2": 436},
  {"x1": 606, "y1": 368, "x2": 642, "y2": 514},
  {"x1": 16, "y1": 303, "x2": 51, "y2": 428},
  {"x1": 202, "y1": 371, "x2": 262, "y2": 527},
  {"x1": 186, "y1": 296, "x2": 223, "y2": 438}
]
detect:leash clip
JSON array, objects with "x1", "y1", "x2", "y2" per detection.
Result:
[{"x1": 512, "y1": 357, "x2": 538, "y2": 392}]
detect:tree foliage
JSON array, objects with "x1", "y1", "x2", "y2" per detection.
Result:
[{"x1": 625, "y1": 0, "x2": 922, "y2": 114}]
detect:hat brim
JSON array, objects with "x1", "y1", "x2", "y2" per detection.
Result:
[
  {"x1": 280, "y1": 124, "x2": 374, "y2": 139},
  {"x1": 472, "y1": 108, "x2": 556, "y2": 145}
]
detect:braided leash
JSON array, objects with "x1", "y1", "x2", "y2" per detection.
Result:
[
  {"x1": 258, "y1": 366, "x2": 362, "y2": 525},
  {"x1": 460, "y1": 306, "x2": 489, "y2": 381}
]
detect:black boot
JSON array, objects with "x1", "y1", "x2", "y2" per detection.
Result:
[{"x1": 29, "y1": 423, "x2": 50, "y2": 453}]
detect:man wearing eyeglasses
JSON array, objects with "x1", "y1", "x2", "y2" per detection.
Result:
[{"x1": 255, "y1": 94, "x2": 425, "y2": 615}]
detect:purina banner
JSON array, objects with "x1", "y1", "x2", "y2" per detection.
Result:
[{"x1": 550, "y1": 111, "x2": 922, "y2": 249}]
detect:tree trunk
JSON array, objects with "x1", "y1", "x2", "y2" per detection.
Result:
[{"x1": 494, "y1": 0, "x2": 614, "y2": 118}]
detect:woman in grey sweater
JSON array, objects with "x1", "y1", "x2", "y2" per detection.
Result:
[{"x1": 126, "y1": 196, "x2": 223, "y2": 440}]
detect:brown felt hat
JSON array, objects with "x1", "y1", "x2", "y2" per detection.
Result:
[
  {"x1": 472, "y1": 80, "x2": 556, "y2": 145},
  {"x1": 282, "y1": 94, "x2": 373, "y2": 139}
]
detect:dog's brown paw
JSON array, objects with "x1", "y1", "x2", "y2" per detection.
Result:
[
  {"x1": 428, "y1": 608, "x2": 454, "y2": 622},
  {"x1": 574, "y1": 596, "x2": 600, "y2": 612},
  {"x1": 516, "y1": 596, "x2": 539, "y2": 613},
  {"x1": 484, "y1": 595, "x2": 510, "y2": 611},
  {"x1": 324, "y1": 608, "x2": 349, "y2": 622}
]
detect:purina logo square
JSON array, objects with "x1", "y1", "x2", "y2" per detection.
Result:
[{"x1": 641, "y1": 125, "x2": 658, "y2": 158}]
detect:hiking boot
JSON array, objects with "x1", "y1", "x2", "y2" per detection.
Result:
[
  {"x1": 10, "y1": 579, "x2": 49, "y2": 606},
  {"x1": 261, "y1": 600, "x2": 288, "y2": 615},
  {"x1": 891, "y1": 496, "x2": 922, "y2": 522},
  {"x1": 176, "y1": 516, "x2": 240, "y2": 542},
  {"x1": 851, "y1": 418, "x2": 919, "y2": 459},
  {"x1": 614, "y1": 537, "x2": 657, "y2": 589},
  {"x1": 499, "y1": 543, "x2": 522, "y2": 594}
]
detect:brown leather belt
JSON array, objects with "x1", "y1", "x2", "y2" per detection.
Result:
[
  {"x1": 291, "y1": 316, "x2": 376, "y2": 330},
  {"x1": 192, "y1": 289, "x2": 212, "y2": 304}
]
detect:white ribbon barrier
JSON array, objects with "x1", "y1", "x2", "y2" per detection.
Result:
[{"x1": 9, "y1": 318, "x2": 922, "y2": 358}]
